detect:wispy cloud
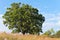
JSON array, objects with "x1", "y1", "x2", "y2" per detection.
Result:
[
  {"x1": 42, "y1": 13, "x2": 60, "y2": 32},
  {"x1": 0, "y1": 14, "x2": 11, "y2": 33}
]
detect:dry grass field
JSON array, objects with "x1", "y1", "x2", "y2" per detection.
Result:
[{"x1": 0, "y1": 32, "x2": 60, "y2": 40}]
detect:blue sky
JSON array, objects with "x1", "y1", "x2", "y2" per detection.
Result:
[{"x1": 0, "y1": 0, "x2": 60, "y2": 33}]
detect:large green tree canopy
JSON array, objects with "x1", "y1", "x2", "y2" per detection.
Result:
[{"x1": 3, "y1": 3, "x2": 45, "y2": 35}]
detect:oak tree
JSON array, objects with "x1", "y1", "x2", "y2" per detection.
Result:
[{"x1": 3, "y1": 3, "x2": 45, "y2": 35}]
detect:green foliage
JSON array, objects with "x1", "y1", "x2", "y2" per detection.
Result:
[
  {"x1": 51, "y1": 30, "x2": 60, "y2": 38},
  {"x1": 43, "y1": 29, "x2": 60, "y2": 38},
  {"x1": 3, "y1": 2, "x2": 45, "y2": 35},
  {"x1": 43, "y1": 30, "x2": 51, "y2": 36},
  {"x1": 43, "y1": 28, "x2": 55, "y2": 36},
  {"x1": 55, "y1": 30, "x2": 60, "y2": 36}
]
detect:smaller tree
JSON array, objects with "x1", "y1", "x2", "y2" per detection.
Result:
[
  {"x1": 52, "y1": 30, "x2": 60, "y2": 38},
  {"x1": 56, "y1": 30, "x2": 60, "y2": 35},
  {"x1": 43, "y1": 28, "x2": 55, "y2": 36}
]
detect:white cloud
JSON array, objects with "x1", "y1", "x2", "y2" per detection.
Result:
[
  {"x1": 42, "y1": 13, "x2": 60, "y2": 32},
  {"x1": 0, "y1": 14, "x2": 11, "y2": 33}
]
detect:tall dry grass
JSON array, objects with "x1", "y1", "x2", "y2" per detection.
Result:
[{"x1": 0, "y1": 32, "x2": 60, "y2": 40}]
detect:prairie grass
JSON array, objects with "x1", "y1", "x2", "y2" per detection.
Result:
[{"x1": 0, "y1": 32, "x2": 60, "y2": 40}]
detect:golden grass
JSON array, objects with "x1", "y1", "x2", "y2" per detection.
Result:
[{"x1": 0, "y1": 32, "x2": 60, "y2": 40}]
